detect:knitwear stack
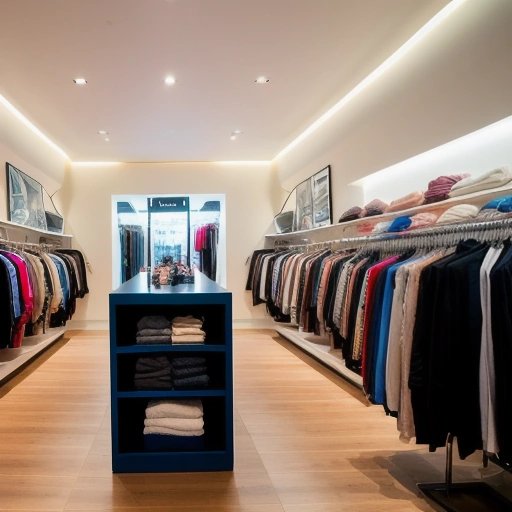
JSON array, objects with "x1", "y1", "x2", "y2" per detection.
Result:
[
  {"x1": 172, "y1": 356, "x2": 210, "y2": 389},
  {"x1": 423, "y1": 173, "x2": 469, "y2": 204},
  {"x1": 407, "y1": 212, "x2": 438, "y2": 230},
  {"x1": 338, "y1": 206, "x2": 363, "y2": 223},
  {"x1": 134, "y1": 355, "x2": 172, "y2": 390},
  {"x1": 386, "y1": 191, "x2": 425, "y2": 213},
  {"x1": 437, "y1": 204, "x2": 479, "y2": 224},
  {"x1": 363, "y1": 198, "x2": 388, "y2": 217},
  {"x1": 143, "y1": 399, "x2": 205, "y2": 451},
  {"x1": 449, "y1": 167, "x2": 512, "y2": 197},
  {"x1": 171, "y1": 315, "x2": 205, "y2": 344},
  {"x1": 136, "y1": 315, "x2": 171, "y2": 344}
]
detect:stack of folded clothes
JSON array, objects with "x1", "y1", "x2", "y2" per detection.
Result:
[
  {"x1": 436, "y1": 204, "x2": 479, "y2": 224},
  {"x1": 338, "y1": 206, "x2": 363, "y2": 223},
  {"x1": 362, "y1": 198, "x2": 388, "y2": 217},
  {"x1": 423, "y1": 173, "x2": 469, "y2": 204},
  {"x1": 136, "y1": 315, "x2": 171, "y2": 344},
  {"x1": 449, "y1": 167, "x2": 512, "y2": 197},
  {"x1": 133, "y1": 355, "x2": 172, "y2": 390},
  {"x1": 172, "y1": 356, "x2": 210, "y2": 389},
  {"x1": 143, "y1": 399, "x2": 205, "y2": 451},
  {"x1": 386, "y1": 191, "x2": 425, "y2": 212},
  {"x1": 171, "y1": 315, "x2": 205, "y2": 344}
]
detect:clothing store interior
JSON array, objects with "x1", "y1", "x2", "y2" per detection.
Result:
[{"x1": 1, "y1": 1, "x2": 512, "y2": 511}]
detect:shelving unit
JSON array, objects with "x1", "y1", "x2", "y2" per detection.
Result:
[
  {"x1": 109, "y1": 270, "x2": 233, "y2": 473},
  {"x1": 0, "y1": 220, "x2": 72, "y2": 384}
]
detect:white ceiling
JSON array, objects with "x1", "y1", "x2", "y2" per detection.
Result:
[{"x1": 0, "y1": 0, "x2": 448, "y2": 162}]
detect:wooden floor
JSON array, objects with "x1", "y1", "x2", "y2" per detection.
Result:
[{"x1": 0, "y1": 329, "x2": 502, "y2": 511}]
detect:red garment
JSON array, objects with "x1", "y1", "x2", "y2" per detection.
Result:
[{"x1": 360, "y1": 256, "x2": 399, "y2": 392}]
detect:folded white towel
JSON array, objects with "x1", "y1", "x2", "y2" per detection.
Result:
[
  {"x1": 144, "y1": 417, "x2": 204, "y2": 431},
  {"x1": 145, "y1": 399, "x2": 203, "y2": 419},
  {"x1": 449, "y1": 166, "x2": 512, "y2": 197},
  {"x1": 143, "y1": 426, "x2": 205, "y2": 436}
]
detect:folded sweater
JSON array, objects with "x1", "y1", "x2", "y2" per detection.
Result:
[
  {"x1": 449, "y1": 166, "x2": 512, "y2": 197},
  {"x1": 135, "y1": 356, "x2": 171, "y2": 372},
  {"x1": 172, "y1": 315, "x2": 203, "y2": 326},
  {"x1": 143, "y1": 426, "x2": 205, "y2": 436},
  {"x1": 172, "y1": 365, "x2": 208, "y2": 378},
  {"x1": 386, "y1": 191, "x2": 424, "y2": 213},
  {"x1": 136, "y1": 335, "x2": 171, "y2": 344},
  {"x1": 145, "y1": 399, "x2": 204, "y2": 419},
  {"x1": 172, "y1": 327, "x2": 206, "y2": 336},
  {"x1": 172, "y1": 335, "x2": 205, "y2": 343},
  {"x1": 172, "y1": 357, "x2": 207, "y2": 368},
  {"x1": 437, "y1": 204, "x2": 479, "y2": 224},
  {"x1": 144, "y1": 416, "x2": 204, "y2": 431},
  {"x1": 137, "y1": 328, "x2": 172, "y2": 336},
  {"x1": 173, "y1": 374, "x2": 210, "y2": 389},
  {"x1": 424, "y1": 173, "x2": 469, "y2": 203},
  {"x1": 137, "y1": 315, "x2": 171, "y2": 330}
]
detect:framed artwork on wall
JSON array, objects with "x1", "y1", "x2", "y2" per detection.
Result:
[
  {"x1": 6, "y1": 162, "x2": 64, "y2": 233},
  {"x1": 274, "y1": 164, "x2": 333, "y2": 233},
  {"x1": 311, "y1": 165, "x2": 332, "y2": 228}
]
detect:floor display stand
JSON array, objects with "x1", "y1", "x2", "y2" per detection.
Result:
[{"x1": 109, "y1": 271, "x2": 233, "y2": 473}]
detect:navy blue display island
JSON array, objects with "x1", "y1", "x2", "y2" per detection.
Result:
[{"x1": 109, "y1": 271, "x2": 233, "y2": 473}]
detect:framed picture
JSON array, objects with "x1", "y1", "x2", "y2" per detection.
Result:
[
  {"x1": 311, "y1": 165, "x2": 332, "y2": 228},
  {"x1": 6, "y1": 162, "x2": 64, "y2": 233},
  {"x1": 294, "y1": 178, "x2": 313, "y2": 231},
  {"x1": 292, "y1": 165, "x2": 332, "y2": 231}
]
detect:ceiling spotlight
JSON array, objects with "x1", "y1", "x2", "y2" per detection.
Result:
[
  {"x1": 255, "y1": 76, "x2": 270, "y2": 84},
  {"x1": 104, "y1": 137, "x2": 110, "y2": 142},
  {"x1": 73, "y1": 77, "x2": 87, "y2": 85},
  {"x1": 98, "y1": 130, "x2": 109, "y2": 135},
  {"x1": 164, "y1": 75, "x2": 176, "y2": 86},
  {"x1": 230, "y1": 135, "x2": 237, "y2": 141},
  {"x1": 232, "y1": 129, "x2": 242, "y2": 135}
]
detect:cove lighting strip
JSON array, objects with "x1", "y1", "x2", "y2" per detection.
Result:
[
  {"x1": 0, "y1": 93, "x2": 69, "y2": 160},
  {"x1": 274, "y1": 0, "x2": 468, "y2": 161}
]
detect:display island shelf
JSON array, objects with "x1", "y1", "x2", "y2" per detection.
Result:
[{"x1": 109, "y1": 271, "x2": 233, "y2": 473}]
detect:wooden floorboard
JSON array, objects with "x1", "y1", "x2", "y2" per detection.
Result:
[{"x1": 0, "y1": 329, "x2": 504, "y2": 511}]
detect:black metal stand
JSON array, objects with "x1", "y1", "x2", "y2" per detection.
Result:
[{"x1": 418, "y1": 434, "x2": 512, "y2": 512}]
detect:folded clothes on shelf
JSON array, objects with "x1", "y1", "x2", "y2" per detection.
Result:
[
  {"x1": 449, "y1": 166, "x2": 512, "y2": 197},
  {"x1": 145, "y1": 399, "x2": 204, "y2": 419}
]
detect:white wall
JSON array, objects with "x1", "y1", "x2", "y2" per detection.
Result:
[
  {"x1": 0, "y1": 97, "x2": 69, "y2": 223},
  {"x1": 275, "y1": 0, "x2": 512, "y2": 218},
  {"x1": 358, "y1": 116, "x2": 512, "y2": 204},
  {"x1": 59, "y1": 162, "x2": 280, "y2": 328}
]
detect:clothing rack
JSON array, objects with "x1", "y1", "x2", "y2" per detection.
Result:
[
  {"x1": 270, "y1": 217, "x2": 512, "y2": 512},
  {"x1": 274, "y1": 217, "x2": 512, "y2": 254}
]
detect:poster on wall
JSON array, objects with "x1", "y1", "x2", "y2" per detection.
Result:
[
  {"x1": 312, "y1": 165, "x2": 332, "y2": 228},
  {"x1": 292, "y1": 165, "x2": 332, "y2": 231},
  {"x1": 294, "y1": 179, "x2": 313, "y2": 231},
  {"x1": 6, "y1": 162, "x2": 48, "y2": 230},
  {"x1": 6, "y1": 162, "x2": 64, "y2": 233}
]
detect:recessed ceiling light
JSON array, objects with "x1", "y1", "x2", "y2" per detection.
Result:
[
  {"x1": 98, "y1": 130, "x2": 109, "y2": 135},
  {"x1": 73, "y1": 78, "x2": 87, "y2": 85},
  {"x1": 164, "y1": 75, "x2": 176, "y2": 86},
  {"x1": 232, "y1": 129, "x2": 242, "y2": 135},
  {"x1": 104, "y1": 137, "x2": 110, "y2": 142},
  {"x1": 255, "y1": 76, "x2": 270, "y2": 84},
  {"x1": 230, "y1": 135, "x2": 237, "y2": 141}
]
